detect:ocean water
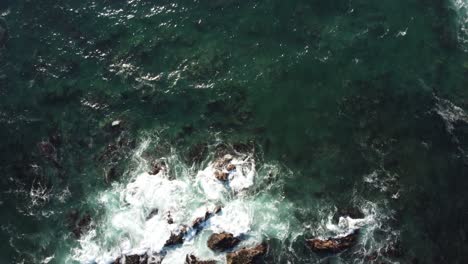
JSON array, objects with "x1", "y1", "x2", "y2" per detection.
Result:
[{"x1": 0, "y1": 0, "x2": 468, "y2": 263}]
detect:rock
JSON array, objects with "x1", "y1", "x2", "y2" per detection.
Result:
[
  {"x1": 124, "y1": 254, "x2": 144, "y2": 264},
  {"x1": 207, "y1": 232, "x2": 241, "y2": 251},
  {"x1": 226, "y1": 244, "x2": 267, "y2": 264},
  {"x1": 214, "y1": 170, "x2": 229, "y2": 181},
  {"x1": 306, "y1": 231, "x2": 359, "y2": 254},
  {"x1": 146, "y1": 208, "x2": 159, "y2": 220},
  {"x1": 226, "y1": 164, "x2": 236, "y2": 171},
  {"x1": 185, "y1": 254, "x2": 217, "y2": 264},
  {"x1": 332, "y1": 207, "x2": 365, "y2": 223},
  {"x1": 164, "y1": 227, "x2": 187, "y2": 247},
  {"x1": 67, "y1": 211, "x2": 92, "y2": 238},
  {"x1": 149, "y1": 160, "x2": 165, "y2": 175},
  {"x1": 165, "y1": 206, "x2": 223, "y2": 247},
  {"x1": 214, "y1": 154, "x2": 234, "y2": 169},
  {"x1": 114, "y1": 253, "x2": 163, "y2": 264},
  {"x1": 105, "y1": 166, "x2": 119, "y2": 184}
]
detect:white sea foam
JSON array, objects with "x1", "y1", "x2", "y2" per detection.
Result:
[{"x1": 70, "y1": 140, "x2": 294, "y2": 264}]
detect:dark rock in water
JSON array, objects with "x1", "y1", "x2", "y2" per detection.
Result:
[
  {"x1": 48, "y1": 131, "x2": 62, "y2": 147},
  {"x1": 164, "y1": 227, "x2": 187, "y2": 247},
  {"x1": 149, "y1": 160, "x2": 165, "y2": 175},
  {"x1": 207, "y1": 232, "x2": 241, "y2": 251},
  {"x1": 226, "y1": 164, "x2": 236, "y2": 171},
  {"x1": 214, "y1": 170, "x2": 229, "y2": 181},
  {"x1": 0, "y1": 19, "x2": 8, "y2": 47},
  {"x1": 105, "y1": 166, "x2": 119, "y2": 183},
  {"x1": 306, "y1": 231, "x2": 359, "y2": 254},
  {"x1": 113, "y1": 253, "x2": 163, "y2": 264},
  {"x1": 165, "y1": 206, "x2": 223, "y2": 247},
  {"x1": 232, "y1": 142, "x2": 255, "y2": 153},
  {"x1": 146, "y1": 208, "x2": 159, "y2": 220},
  {"x1": 185, "y1": 254, "x2": 217, "y2": 264},
  {"x1": 67, "y1": 211, "x2": 92, "y2": 238},
  {"x1": 166, "y1": 212, "x2": 174, "y2": 224},
  {"x1": 214, "y1": 154, "x2": 234, "y2": 170},
  {"x1": 226, "y1": 244, "x2": 267, "y2": 264},
  {"x1": 37, "y1": 141, "x2": 61, "y2": 169},
  {"x1": 332, "y1": 207, "x2": 365, "y2": 223},
  {"x1": 125, "y1": 254, "x2": 144, "y2": 264}
]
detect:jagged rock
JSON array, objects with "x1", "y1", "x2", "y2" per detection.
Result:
[
  {"x1": 113, "y1": 253, "x2": 163, "y2": 264},
  {"x1": 164, "y1": 227, "x2": 187, "y2": 246},
  {"x1": 226, "y1": 244, "x2": 267, "y2": 264},
  {"x1": 165, "y1": 206, "x2": 223, "y2": 247},
  {"x1": 125, "y1": 254, "x2": 144, "y2": 264},
  {"x1": 214, "y1": 170, "x2": 229, "y2": 181},
  {"x1": 306, "y1": 231, "x2": 359, "y2": 254},
  {"x1": 332, "y1": 207, "x2": 365, "y2": 223},
  {"x1": 185, "y1": 254, "x2": 217, "y2": 264},
  {"x1": 214, "y1": 154, "x2": 233, "y2": 169},
  {"x1": 207, "y1": 232, "x2": 241, "y2": 251}
]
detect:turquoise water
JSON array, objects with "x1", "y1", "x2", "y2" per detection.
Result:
[{"x1": 1, "y1": 0, "x2": 468, "y2": 263}]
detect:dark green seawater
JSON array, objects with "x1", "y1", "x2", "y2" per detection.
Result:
[{"x1": 1, "y1": 0, "x2": 468, "y2": 263}]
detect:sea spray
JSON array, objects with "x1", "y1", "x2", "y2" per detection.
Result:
[{"x1": 70, "y1": 139, "x2": 298, "y2": 264}]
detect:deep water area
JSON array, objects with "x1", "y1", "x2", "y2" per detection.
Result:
[{"x1": 1, "y1": 0, "x2": 468, "y2": 263}]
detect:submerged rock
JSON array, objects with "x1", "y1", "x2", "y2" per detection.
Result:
[
  {"x1": 306, "y1": 231, "x2": 359, "y2": 254},
  {"x1": 226, "y1": 244, "x2": 267, "y2": 264},
  {"x1": 0, "y1": 18, "x2": 7, "y2": 47},
  {"x1": 207, "y1": 232, "x2": 241, "y2": 251},
  {"x1": 186, "y1": 143, "x2": 208, "y2": 164},
  {"x1": 67, "y1": 211, "x2": 92, "y2": 238},
  {"x1": 185, "y1": 254, "x2": 217, "y2": 264}
]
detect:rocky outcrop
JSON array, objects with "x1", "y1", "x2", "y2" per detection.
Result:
[
  {"x1": 164, "y1": 227, "x2": 187, "y2": 247},
  {"x1": 207, "y1": 232, "x2": 241, "y2": 251},
  {"x1": 185, "y1": 254, "x2": 217, "y2": 264},
  {"x1": 67, "y1": 210, "x2": 92, "y2": 238},
  {"x1": 165, "y1": 206, "x2": 222, "y2": 247},
  {"x1": 306, "y1": 230, "x2": 359, "y2": 254},
  {"x1": 214, "y1": 170, "x2": 229, "y2": 181},
  {"x1": 214, "y1": 154, "x2": 233, "y2": 169},
  {"x1": 113, "y1": 253, "x2": 164, "y2": 264},
  {"x1": 226, "y1": 244, "x2": 267, "y2": 264}
]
